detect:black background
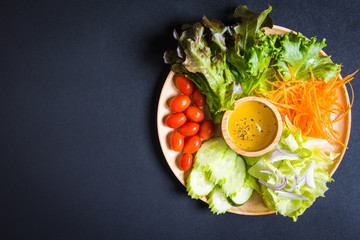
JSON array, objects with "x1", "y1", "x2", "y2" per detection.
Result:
[{"x1": 0, "y1": 0, "x2": 359, "y2": 239}]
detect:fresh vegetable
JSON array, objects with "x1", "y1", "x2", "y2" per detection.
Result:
[
  {"x1": 208, "y1": 186, "x2": 233, "y2": 214},
  {"x1": 227, "y1": 187, "x2": 253, "y2": 206},
  {"x1": 186, "y1": 138, "x2": 257, "y2": 214},
  {"x1": 170, "y1": 131, "x2": 184, "y2": 152},
  {"x1": 193, "y1": 138, "x2": 228, "y2": 168},
  {"x1": 184, "y1": 135, "x2": 202, "y2": 153},
  {"x1": 186, "y1": 165, "x2": 215, "y2": 199},
  {"x1": 273, "y1": 32, "x2": 341, "y2": 82},
  {"x1": 199, "y1": 120, "x2": 214, "y2": 140},
  {"x1": 179, "y1": 122, "x2": 200, "y2": 136},
  {"x1": 192, "y1": 89, "x2": 206, "y2": 107},
  {"x1": 170, "y1": 95, "x2": 191, "y2": 112},
  {"x1": 208, "y1": 147, "x2": 237, "y2": 185},
  {"x1": 166, "y1": 5, "x2": 274, "y2": 117},
  {"x1": 175, "y1": 75, "x2": 194, "y2": 95},
  {"x1": 220, "y1": 155, "x2": 246, "y2": 196},
  {"x1": 248, "y1": 122, "x2": 336, "y2": 221},
  {"x1": 225, "y1": 6, "x2": 277, "y2": 97},
  {"x1": 166, "y1": 78, "x2": 215, "y2": 173},
  {"x1": 257, "y1": 68, "x2": 356, "y2": 146},
  {"x1": 258, "y1": 168, "x2": 288, "y2": 191},
  {"x1": 166, "y1": 112, "x2": 187, "y2": 128},
  {"x1": 270, "y1": 149, "x2": 301, "y2": 163},
  {"x1": 179, "y1": 153, "x2": 193, "y2": 171},
  {"x1": 185, "y1": 106, "x2": 204, "y2": 122}
]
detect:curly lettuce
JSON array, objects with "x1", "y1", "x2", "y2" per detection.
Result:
[
  {"x1": 248, "y1": 121, "x2": 337, "y2": 221},
  {"x1": 274, "y1": 32, "x2": 341, "y2": 81},
  {"x1": 164, "y1": 5, "x2": 275, "y2": 119}
]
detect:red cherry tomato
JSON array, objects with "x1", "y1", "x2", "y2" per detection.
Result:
[
  {"x1": 169, "y1": 95, "x2": 190, "y2": 112},
  {"x1": 199, "y1": 120, "x2": 214, "y2": 140},
  {"x1": 179, "y1": 122, "x2": 200, "y2": 136},
  {"x1": 179, "y1": 153, "x2": 193, "y2": 171},
  {"x1": 170, "y1": 131, "x2": 184, "y2": 152},
  {"x1": 175, "y1": 75, "x2": 194, "y2": 95},
  {"x1": 185, "y1": 106, "x2": 204, "y2": 122},
  {"x1": 166, "y1": 112, "x2": 186, "y2": 128},
  {"x1": 184, "y1": 135, "x2": 201, "y2": 153},
  {"x1": 193, "y1": 89, "x2": 206, "y2": 107}
]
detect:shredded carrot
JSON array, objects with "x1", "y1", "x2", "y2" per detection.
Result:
[{"x1": 257, "y1": 67, "x2": 357, "y2": 147}]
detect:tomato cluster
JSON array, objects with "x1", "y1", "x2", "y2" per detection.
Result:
[{"x1": 166, "y1": 75, "x2": 214, "y2": 172}]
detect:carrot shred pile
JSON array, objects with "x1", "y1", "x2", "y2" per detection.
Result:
[{"x1": 256, "y1": 67, "x2": 357, "y2": 147}]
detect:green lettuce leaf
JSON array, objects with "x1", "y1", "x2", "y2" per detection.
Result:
[
  {"x1": 226, "y1": 6, "x2": 278, "y2": 96},
  {"x1": 230, "y1": 5, "x2": 273, "y2": 52},
  {"x1": 248, "y1": 126, "x2": 336, "y2": 221},
  {"x1": 244, "y1": 172, "x2": 261, "y2": 194},
  {"x1": 164, "y1": 5, "x2": 275, "y2": 118},
  {"x1": 202, "y1": 16, "x2": 228, "y2": 52},
  {"x1": 274, "y1": 32, "x2": 341, "y2": 81},
  {"x1": 263, "y1": 157, "x2": 332, "y2": 221},
  {"x1": 180, "y1": 23, "x2": 242, "y2": 114}
]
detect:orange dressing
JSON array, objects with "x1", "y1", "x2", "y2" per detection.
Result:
[{"x1": 227, "y1": 101, "x2": 278, "y2": 152}]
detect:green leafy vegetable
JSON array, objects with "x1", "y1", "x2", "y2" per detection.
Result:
[
  {"x1": 226, "y1": 5, "x2": 278, "y2": 96},
  {"x1": 274, "y1": 32, "x2": 341, "y2": 81},
  {"x1": 164, "y1": 5, "x2": 276, "y2": 119},
  {"x1": 172, "y1": 22, "x2": 242, "y2": 117},
  {"x1": 228, "y1": 5, "x2": 273, "y2": 53},
  {"x1": 260, "y1": 156, "x2": 332, "y2": 221},
  {"x1": 248, "y1": 123, "x2": 337, "y2": 221}
]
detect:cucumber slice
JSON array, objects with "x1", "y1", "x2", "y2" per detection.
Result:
[
  {"x1": 193, "y1": 138, "x2": 228, "y2": 170},
  {"x1": 186, "y1": 165, "x2": 215, "y2": 199},
  {"x1": 221, "y1": 155, "x2": 246, "y2": 196},
  {"x1": 208, "y1": 186, "x2": 233, "y2": 214},
  {"x1": 227, "y1": 186, "x2": 253, "y2": 206},
  {"x1": 208, "y1": 147, "x2": 237, "y2": 185}
]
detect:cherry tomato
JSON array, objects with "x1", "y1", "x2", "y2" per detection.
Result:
[
  {"x1": 179, "y1": 122, "x2": 200, "y2": 136},
  {"x1": 193, "y1": 89, "x2": 206, "y2": 107},
  {"x1": 179, "y1": 153, "x2": 193, "y2": 171},
  {"x1": 175, "y1": 75, "x2": 194, "y2": 95},
  {"x1": 169, "y1": 95, "x2": 190, "y2": 112},
  {"x1": 184, "y1": 135, "x2": 201, "y2": 153},
  {"x1": 199, "y1": 120, "x2": 214, "y2": 140},
  {"x1": 170, "y1": 131, "x2": 184, "y2": 152},
  {"x1": 166, "y1": 112, "x2": 186, "y2": 128},
  {"x1": 185, "y1": 106, "x2": 204, "y2": 122}
]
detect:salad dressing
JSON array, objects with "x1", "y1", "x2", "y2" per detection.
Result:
[{"x1": 227, "y1": 101, "x2": 278, "y2": 151}]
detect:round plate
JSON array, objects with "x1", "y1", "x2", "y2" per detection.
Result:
[{"x1": 157, "y1": 25, "x2": 351, "y2": 215}]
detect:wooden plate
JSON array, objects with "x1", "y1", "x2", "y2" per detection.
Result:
[{"x1": 157, "y1": 25, "x2": 352, "y2": 215}]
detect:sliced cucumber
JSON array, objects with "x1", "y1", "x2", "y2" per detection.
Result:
[
  {"x1": 221, "y1": 155, "x2": 246, "y2": 196},
  {"x1": 227, "y1": 186, "x2": 253, "y2": 207},
  {"x1": 208, "y1": 186, "x2": 233, "y2": 214},
  {"x1": 208, "y1": 147, "x2": 237, "y2": 185},
  {"x1": 185, "y1": 137, "x2": 256, "y2": 213},
  {"x1": 193, "y1": 138, "x2": 228, "y2": 170},
  {"x1": 186, "y1": 165, "x2": 215, "y2": 199}
]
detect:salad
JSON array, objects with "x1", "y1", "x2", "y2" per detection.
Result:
[{"x1": 162, "y1": 5, "x2": 356, "y2": 221}]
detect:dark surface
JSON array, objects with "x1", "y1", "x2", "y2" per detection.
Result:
[{"x1": 0, "y1": 0, "x2": 359, "y2": 239}]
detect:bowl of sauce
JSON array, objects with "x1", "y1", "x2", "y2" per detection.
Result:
[{"x1": 222, "y1": 97, "x2": 283, "y2": 157}]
